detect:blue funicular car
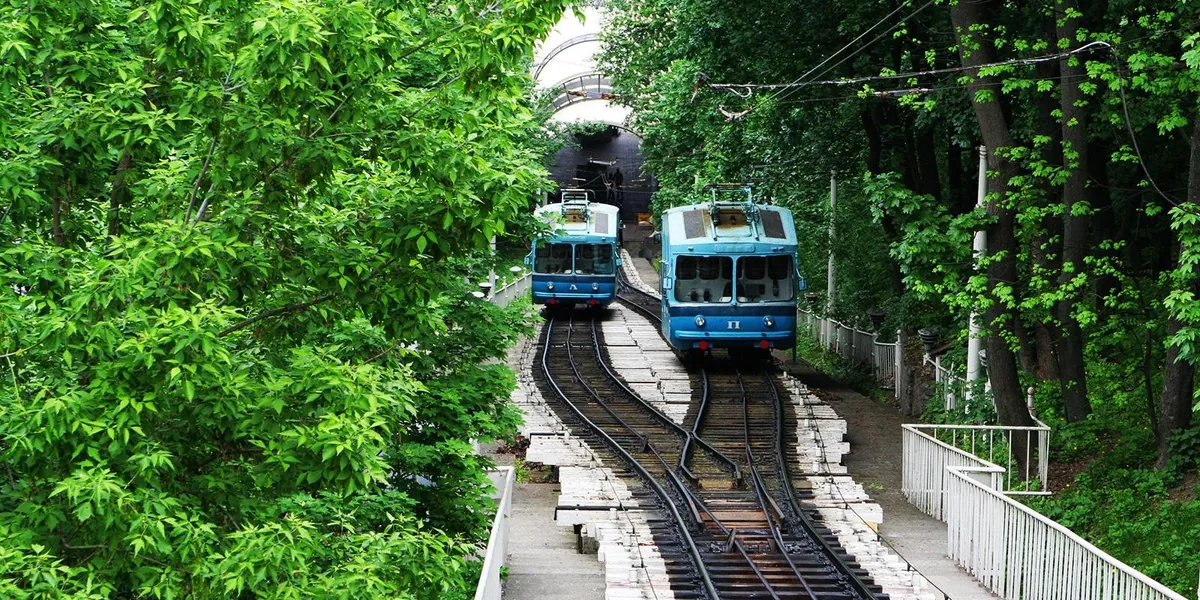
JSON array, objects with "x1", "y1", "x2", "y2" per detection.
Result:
[
  {"x1": 528, "y1": 189, "x2": 621, "y2": 308},
  {"x1": 659, "y1": 183, "x2": 803, "y2": 352}
]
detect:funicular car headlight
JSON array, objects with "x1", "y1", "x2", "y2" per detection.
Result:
[
  {"x1": 764, "y1": 316, "x2": 775, "y2": 328},
  {"x1": 547, "y1": 282, "x2": 555, "y2": 291},
  {"x1": 695, "y1": 315, "x2": 706, "y2": 327},
  {"x1": 592, "y1": 282, "x2": 600, "y2": 291}
]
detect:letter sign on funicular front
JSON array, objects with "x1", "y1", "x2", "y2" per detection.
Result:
[
  {"x1": 569, "y1": 284, "x2": 578, "y2": 291},
  {"x1": 727, "y1": 321, "x2": 741, "y2": 330}
]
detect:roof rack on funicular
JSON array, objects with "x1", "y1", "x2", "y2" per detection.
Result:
[{"x1": 700, "y1": 183, "x2": 759, "y2": 241}]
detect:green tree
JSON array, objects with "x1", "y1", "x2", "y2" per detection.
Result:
[{"x1": 0, "y1": 0, "x2": 570, "y2": 597}]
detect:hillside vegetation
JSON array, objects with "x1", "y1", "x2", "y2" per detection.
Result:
[{"x1": 599, "y1": 0, "x2": 1200, "y2": 592}]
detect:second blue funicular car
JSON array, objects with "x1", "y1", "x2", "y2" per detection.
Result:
[
  {"x1": 659, "y1": 184, "x2": 802, "y2": 352},
  {"x1": 528, "y1": 189, "x2": 621, "y2": 308}
]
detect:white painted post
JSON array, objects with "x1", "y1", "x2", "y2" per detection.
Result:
[
  {"x1": 825, "y1": 169, "x2": 837, "y2": 347},
  {"x1": 966, "y1": 146, "x2": 988, "y2": 406},
  {"x1": 488, "y1": 235, "x2": 497, "y2": 294},
  {"x1": 895, "y1": 328, "x2": 904, "y2": 404}
]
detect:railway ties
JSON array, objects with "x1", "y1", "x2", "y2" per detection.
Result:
[{"x1": 534, "y1": 300, "x2": 889, "y2": 600}]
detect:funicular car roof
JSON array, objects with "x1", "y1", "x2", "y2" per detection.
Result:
[
  {"x1": 535, "y1": 200, "x2": 620, "y2": 244},
  {"x1": 662, "y1": 202, "x2": 797, "y2": 252}
]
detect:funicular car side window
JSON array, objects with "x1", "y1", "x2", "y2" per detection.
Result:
[
  {"x1": 675, "y1": 256, "x2": 733, "y2": 302},
  {"x1": 535, "y1": 243, "x2": 572, "y2": 273}
]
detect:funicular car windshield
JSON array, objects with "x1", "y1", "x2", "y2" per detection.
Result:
[
  {"x1": 574, "y1": 244, "x2": 615, "y2": 275},
  {"x1": 535, "y1": 243, "x2": 572, "y2": 274},
  {"x1": 674, "y1": 256, "x2": 733, "y2": 303},
  {"x1": 673, "y1": 255, "x2": 793, "y2": 303},
  {"x1": 736, "y1": 255, "x2": 795, "y2": 302}
]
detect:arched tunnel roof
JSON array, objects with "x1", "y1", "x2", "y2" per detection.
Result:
[{"x1": 533, "y1": 6, "x2": 630, "y2": 127}]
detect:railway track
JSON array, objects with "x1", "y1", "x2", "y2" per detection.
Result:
[{"x1": 533, "y1": 274, "x2": 888, "y2": 598}]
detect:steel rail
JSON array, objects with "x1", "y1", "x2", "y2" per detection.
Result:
[
  {"x1": 586, "y1": 319, "x2": 740, "y2": 483},
  {"x1": 562, "y1": 319, "x2": 706, "y2": 527},
  {"x1": 763, "y1": 371, "x2": 881, "y2": 599},
  {"x1": 687, "y1": 368, "x2": 745, "y2": 484},
  {"x1": 582, "y1": 318, "x2": 776, "y2": 596},
  {"x1": 611, "y1": 285, "x2": 747, "y2": 486},
  {"x1": 740, "y1": 370, "x2": 822, "y2": 600},
  {"x1": 617, "y1": 275, "x2": 883, "y2": 598},
  {"x1": 538, "y1": 316, "x2": 720, "y2": 599},
  {"x1": 571, "y1": 314, "x2": 778, "y2": 598},
  {"x1": 695, "y1": 365, "x2": 781, "y2": 600}
]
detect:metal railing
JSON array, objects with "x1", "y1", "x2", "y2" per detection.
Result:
[
  {"x1": 902, "y1": 423, "x2": 1050, "y2": 520},
  {"x1": 798, "y1": 309, "x2": 901, "y2": 394},
  {"x1": 473, "y1": 466, "x2": 516, "y2": 600},
  {"x1": 470, "y1": 282, "x2": 527, "y2": 600},
  {"x1": 945, "y1": 464, "x2": 1188, "y2": 600},
  {"x1": 925, "y1": 354, "x2": 996, "y2": 412},
  {"x1": 490, "y1": 274, "x2": 531, "y2": 308},
  {"x1": 903, "y1": 424, "x2": 1188, "y2": 600}
]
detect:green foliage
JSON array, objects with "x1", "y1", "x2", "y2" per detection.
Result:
[
  {"x1": 599, "y1": 0, "x2": 1200, "y2": 593},
  {"x1": 0, "y1": 0, "x2": 570, "y2": 596},
  {"x1": 1031, "y1": 444, "x2": 1200, "y2": 595},
  {"x1": 563, "y1": 120, "x2": 615, "y2": 138}
]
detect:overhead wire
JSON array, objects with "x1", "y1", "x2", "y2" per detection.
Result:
[
  {"x1": 718, "y1": 0, "x2": 937, "y2": 120},
  {"x1": 760, "y1": 0, "x2": 922, "y2": 105},
  {"x1": 709, "y1": 40, "x2": 1113, "y2": 95},
  {"x1": 766, "y1": 0, "x2": 938, "y2": 106}
]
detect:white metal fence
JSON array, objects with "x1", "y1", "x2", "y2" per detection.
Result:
[
  {"x1": 945, "y1": 464, "x2": 1188, "y2": 600},
  {"x1": 470, "y1": 282, "x2": 527, "y2": 600},
  {"x1": 902, "y1": 423, "x2": 1050, "y2": 520},
  {"x1": 798, "y1": 309, "x2": 901, "y2": 394},
  {"x1": 490, "y1": 274, "x2": 531, "y2": 308},
  {"x1": 903, "y1": 425, "x2": 1188, "y2": 600},
  {"x1": 473, "y1": 466, "x2": 516, "y2": 600}
]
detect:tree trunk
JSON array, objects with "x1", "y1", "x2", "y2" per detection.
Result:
[
  {"x1": 916, "y1": 125, "x2": 941, "y2": 201},
  {"x1": 1090, "y1": 140, "x2": 1118, "y2": 306},
  {"x1": 1053, "y1": 0, "x2": 1093, "y2": 422},
  {"x1": 861, "y1": 109, "x2": 883, "y2": 174},
  {"x1": 107, "y1": 150, "x2": 131, "y2": 237},
  {"x1": 1015, "y1": 319, "x2": 1037, "y2": 374},
  {"x1": 951, "y1": 0, "x2": 1036, "y2": 440},
  {"x1": 1027, "y1": 42, "x2": 1063, "y2": 383},
  {"x1": 1035, "y1": 324, "x2": 1060, "y2": 381},
  {"x1": 948, "y1": 141, "x2": 968, "y2": 213},
  {"x1": 1156, "y1": 114, "x2": 1200, "y2": 468}
]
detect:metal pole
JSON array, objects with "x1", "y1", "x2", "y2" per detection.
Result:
[
  {"x1": 966, "y1": 147, "x2": 988, "y2": 405},
  {"x1": 825, "y1": 169, "x2": 837, "y2": 346},
  {"x1": 489, "y1": 235, "x2": 497, "y2": 294}
]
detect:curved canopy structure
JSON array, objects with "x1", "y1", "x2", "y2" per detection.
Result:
[{"x1": 533, "y1": 7, "x2": 630, "y2": 127}]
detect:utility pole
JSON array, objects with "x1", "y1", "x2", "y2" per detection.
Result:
[
  {"x1": 825, "y1": 169, "x2": 837, "y2": 347},
  {"x1": 966, "y1": 147, "x2": 988, "y2": 405}
]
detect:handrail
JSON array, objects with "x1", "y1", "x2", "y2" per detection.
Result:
[
  {"x1": 490, "y1": 274, "x2": 531, "y2": 308},
  {"x1": 532, "y1": 33, "x2": 600, "y2": 79},
  {"x1": 946, "y1": 465, "x2": 1188, "y2": 600},
  {"x1": 798, "y1": 308, "x2": 901, "y2": 395},
  {"x1": 473, "y1": 466, "x2": 515, "y2": 600},
  {"x1": 903, "y1": 422, "x2": 1188, "y2": 600},
  {"x1": 904, "y1": 421, "x2": 1050, "y2": 498}
]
